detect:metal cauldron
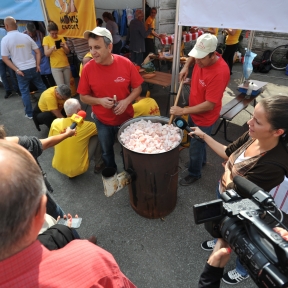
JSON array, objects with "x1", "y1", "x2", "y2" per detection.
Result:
[{"x1": 118, "y1": 116, "x2": 183, "y2": 219}]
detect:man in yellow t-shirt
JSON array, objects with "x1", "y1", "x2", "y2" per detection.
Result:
[
  {"x1": 49, "y1": 98, "x2": 104, "y2": 178},
  {"x1": 33, "y1": 84, "x2": 71, "y2": 130},
  {"x1": 133, "y1": 94, "x2": 160, "y2": 118}
]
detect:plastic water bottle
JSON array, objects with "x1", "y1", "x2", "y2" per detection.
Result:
[{"x1": 246, "y1": 82, "x2": 254, "y2": 96}]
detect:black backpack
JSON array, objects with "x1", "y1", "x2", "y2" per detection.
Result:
[{"x1": 252, "y1": 50, "x2": 272, "y2": 73}]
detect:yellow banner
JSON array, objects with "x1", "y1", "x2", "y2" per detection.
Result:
[{"x1": 44, "y1": 0, "x2": 96, "y2": 38}]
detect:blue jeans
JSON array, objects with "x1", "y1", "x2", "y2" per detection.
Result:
[
  {"x1": 16, "y1": 67, "x2": 46, "y2": 117},
  {"x1": 187, "y1": 116, "x2": 215, "y2": 177},
  {"x1": 46, "y1": 191, "x2": 65, "y2": 219},
  {"x1": 93, "y1": 115, "x2": 119, "y2": 169},
  {"x1": 0, "y1": 59, "x2": 18, "y2": 92}
]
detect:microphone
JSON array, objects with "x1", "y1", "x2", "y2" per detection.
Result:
[
  {"x1": 70, "y1": 110, "x2": 87, "y2": 129},
  {"x1": 174, "y1": 117, "x2": 204, "y2": 142},
  {"x1": 233, "y1": 176, "x2": 275, "y2": 208}
]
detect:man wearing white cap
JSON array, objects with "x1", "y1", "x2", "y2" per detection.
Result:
[
  {"x1": 77, "y1": 27, "x2": 143, "y2": 170},
  {"x1": 170, "y1": 33, "x2": 230, "y2": 186}
]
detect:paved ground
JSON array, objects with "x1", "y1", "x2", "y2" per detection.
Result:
[{"x1": 0, "y1": 63, "x2": 287, "y2": 288}]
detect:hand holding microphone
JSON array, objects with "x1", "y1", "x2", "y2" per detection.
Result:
[
  {"x1": 174, "y1": 117, "x2": 204, "y2": 142},
  {"x1": 70, "y1": 110, "x2": 87, "y2": 129}
]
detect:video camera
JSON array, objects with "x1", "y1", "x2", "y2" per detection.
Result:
[{"x1": 193, "y1": 176, "x2": 288, "y2": 288}]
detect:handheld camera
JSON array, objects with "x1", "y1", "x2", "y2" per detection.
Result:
[{"x1": 193, "y1": 176, "x2": 288, "y2": 288}]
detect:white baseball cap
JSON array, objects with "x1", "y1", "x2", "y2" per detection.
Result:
[
  {"x1": 188, "y1": 33, "x2": 218, "y2": 59},
  {"x1": 83, "y1": 27, "x2": 113, "y2": 42}
]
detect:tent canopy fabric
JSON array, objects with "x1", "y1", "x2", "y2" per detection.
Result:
[
  {"x1": 179, "y1": 0, "x2": 288, "y2": 33},
  {"x1": 0, "y1": 0, "x2": 45, "y2": 21}
]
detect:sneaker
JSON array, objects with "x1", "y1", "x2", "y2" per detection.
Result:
[
  {"x1": 4, "y1": 91, "x2": 12, "y2": 99},
  {"x1": 179, "y1": 175, "x2": 200, "y2": 186},
  {"x1": 201, "y1": 239, "x2": 216, "y2": 251},
  {"x1": 25, "y1": 114, "x2": 33, "y2": 120},
  {"x1": 222, "y1": 269, "x2": 249, "y2": 285}
]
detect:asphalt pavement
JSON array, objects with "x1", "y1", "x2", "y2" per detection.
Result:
[{"x1": 0, "y1": 63, "x2": 287, "y2": 288}]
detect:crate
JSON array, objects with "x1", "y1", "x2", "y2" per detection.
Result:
[{"x1": 238, "y1": 87, "x2": 262, "y2": 96}]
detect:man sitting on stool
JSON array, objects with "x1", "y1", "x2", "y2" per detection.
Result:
[
  {"x1": 33, "y1": 84, "x2": 71, "y2": 130},
  {"x1": 49, "y1": 98, "x2": 104, "y2": 178}
]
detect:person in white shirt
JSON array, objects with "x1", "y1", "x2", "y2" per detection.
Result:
[{"x1": 1, "y1": 16, "x2": 46, "y2": 119}]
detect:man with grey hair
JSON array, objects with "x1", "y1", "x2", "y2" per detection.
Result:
[
  {"x1": 0, "y1": 141, "x2": 136, "y2": 287},
  {"x1": 126, "y1": 9, "x2": 152, "y2": 65},
  {"x1": 33, "y1": 84, "x2": 71, "y2": 130},
  {"x1": 1, "y1": 16, "x2": 46, "y2": 119},
  {"x1": 49, "y1": 98, "x2": 104, "y2": 177},
  {"x1": 78, "y1": 27, "x2": 143, "y2": 170}
]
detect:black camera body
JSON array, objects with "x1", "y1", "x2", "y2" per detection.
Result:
[{"x1": 193, "y1": 177, "x2": 288, "y2": 288}]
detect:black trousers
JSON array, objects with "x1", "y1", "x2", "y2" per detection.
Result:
[
  {"x1": 33, "y1": 104, "x2": 66, "y2": 131},
  {"x1": 144, "y1": 38, "x2": 155, "y2": 58},
  {"x1": 222, "y1": 43, "x2": 239, "y2": 74}
]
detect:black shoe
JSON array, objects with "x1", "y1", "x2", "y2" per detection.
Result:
[
  {"x1": 179, "y1": 175, "x2": 200, "y2": 186},
  {"x1": 4, "y1": 91, "x2": 12, "y2": 99},
  {"x1": 16, "y1": 90, "x2": 21, "y2": 96}
]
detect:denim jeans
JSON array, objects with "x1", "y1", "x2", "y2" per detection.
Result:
[
  {"x1": 16, "y1": 67, "x2": 46, "y2": 117},
  {"x1": 93, "y1": 115, "x2": 119, "y2": 169},
  {"x1": 46, "y1": 191, "x2": 65, "y2": 219},
  {"x1": 187, "y1": 116, "x2": 215, "y2": 177},
  {"x1": 0, "y1": 59, "x2": 18, "y2": 92}
]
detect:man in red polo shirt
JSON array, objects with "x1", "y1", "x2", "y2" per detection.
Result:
[
  {"x1": 170, "y1": 33, "x2": 230, "y2": 186},
  {"x1": 78, "y1": 27, "x2": 143, "y2": 170},
  {"x1": 0, "y1": 141, "x2": 136, "y2": 287}
]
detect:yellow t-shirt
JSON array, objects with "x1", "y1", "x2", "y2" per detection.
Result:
[
  {"x1": 43, "y1": 35, "x2": 70, "y2": 68},
  {"x1": 38, "y1": 86, "x2": 66, "y2": 112},
  {"x1": 49, "y1": 117, "x2": 97, "y2": 177},
  {"x1": 208, "y1": 28, "x2": 219, "y2": 35},
  {"x1": 79, "y1": 52, "x2": 92, "y2": 77},
  {"x1": 133, "y1": 98, "x2": 160, "y2": 118},
  {"x1": 225, "y1": 29, "x2": 242, "y2": 45},
  {"x1": 145, "y1": 16, "x2": 155, "y2": 39}
]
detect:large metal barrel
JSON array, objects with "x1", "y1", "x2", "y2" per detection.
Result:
[{"x1": 118, "y1": 116, "x2": 182, "y2": 219}]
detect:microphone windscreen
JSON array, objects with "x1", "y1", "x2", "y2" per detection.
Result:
[
  {"x1": 77, "y1": 110, "x2": 87, "y2": 119},
  {"x1": 233, "y1": 176, "x2": 264, "y2": 198}
]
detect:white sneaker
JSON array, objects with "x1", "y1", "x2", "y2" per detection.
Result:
[
  {"x1": 25, "y1": 114, "x2": 33, "y2": 120},
  {"x1": 201, "y1": 239, "x2": 216, "y2": 251},
  {"x1": 222, "y1": 269, "x2": 249, "y2": 285}
]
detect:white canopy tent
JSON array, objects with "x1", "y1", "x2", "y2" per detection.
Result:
[{"x1": 170, "y1": 0, "x2": 288, "y2": 97}]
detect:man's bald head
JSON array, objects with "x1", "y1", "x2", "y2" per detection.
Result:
[
  {"x1": 4, "y1": 16, "x2": 18, "y2": 31},
  {"x1": 0, "y1": 140, "x2": 46, "y2": 258}
]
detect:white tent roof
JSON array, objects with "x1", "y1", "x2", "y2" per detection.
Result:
[{"x1": 179, "y1": 0, "x2": 288, "y2": 33}]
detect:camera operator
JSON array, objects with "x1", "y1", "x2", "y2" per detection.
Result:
[
  {"x1": 198, "y1": 228, "x2": 288, "y2": 288},
  {"x1": 191, "y1": 95, "x2": 288, "y2": 284}
]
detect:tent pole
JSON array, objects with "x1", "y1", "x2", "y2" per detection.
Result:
[
  {"x1": 170, "y1": 0, "x2": 181, "y2": 107},
  {"x1": 39, "y1": 0, "x2": 49, "y2": 30}
]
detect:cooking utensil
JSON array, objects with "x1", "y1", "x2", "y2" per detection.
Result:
[{"x1": 168, "y1": 80, "x2": 184, "y2": 125}]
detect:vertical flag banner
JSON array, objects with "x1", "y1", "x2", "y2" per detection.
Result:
[
  {"x1": 44, "y1": 0, "x2": 96, "y2": 38},
  {"x1": 0, "y1": 0, "x2": 45, "y2": 21}
]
